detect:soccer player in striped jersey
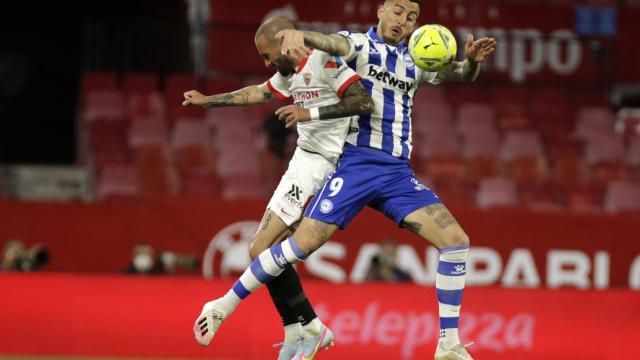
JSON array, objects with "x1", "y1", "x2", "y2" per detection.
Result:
[
  {"x1": 184, "y1": 17, "x2": 373, "y2": 360},
  {"x1": 195, "y1": 2, "x2": 496, "y2": 360},
  {"x1": 275, "y1": 2, "x2": 495, "y2": 358}
]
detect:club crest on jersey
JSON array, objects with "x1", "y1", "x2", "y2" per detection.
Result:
[{"x1": 303, "y1": 73, "x2": 312, "y2": 86}]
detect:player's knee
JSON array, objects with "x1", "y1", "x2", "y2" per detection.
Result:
[{"x1": 248, "y1": 239, "x2": 266, "y2": 260}]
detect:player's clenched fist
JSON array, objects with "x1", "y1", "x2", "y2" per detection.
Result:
[
  {"x1": 275, "y1": 105, "x2": 311, "y2": 128},
  {"x1": 182, "y1": 90, "x2": 208, "y2": 107}
]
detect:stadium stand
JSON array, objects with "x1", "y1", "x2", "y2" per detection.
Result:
[{"x1": 78, "y1": 72, "x2": 640, "y2": 212}]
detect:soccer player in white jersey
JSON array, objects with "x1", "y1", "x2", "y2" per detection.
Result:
[
  {"x1": 184, "y1": 17, "x2": 373, "y2": 360},
  {"x1": 194, "y1": 2, "x2": 496, "y2": 360}
]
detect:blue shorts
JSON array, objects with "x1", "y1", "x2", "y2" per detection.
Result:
[{"x1": 304, "y1": 144, "x2": 442, "y2": 229}]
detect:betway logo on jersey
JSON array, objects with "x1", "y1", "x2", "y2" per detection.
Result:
[
  {"x1": 367, "y1": 66, "x2": 414, "y2": 92},
  {"x1": 292, "y1": 91, "x2": 319, "y2": 102}
]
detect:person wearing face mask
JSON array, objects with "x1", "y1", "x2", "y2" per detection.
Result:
[{"x1": 124, "y1": 244, "x2": 168, "y2": 275}]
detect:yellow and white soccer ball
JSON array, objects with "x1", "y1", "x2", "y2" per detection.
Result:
[{"x1": 408, "y1": 24, "x2": 457, "y2": 72}]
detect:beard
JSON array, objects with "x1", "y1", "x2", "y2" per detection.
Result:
[{"x1": 275, "y1": 56, "x2": 296, "y2": 76}]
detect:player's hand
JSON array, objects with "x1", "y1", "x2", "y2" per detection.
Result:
[
  {"x1": 182, "y1": 90, "x2": 208, "y2": 107},
  {"x1": 275, "y1": 105, "x2": 311, "y2": 128},
  {"x1": 464, "y1": 34, "x2": 496, "y2": 63},
  {"x1": 275, "y1": 29, "x2": 308, "y2": 58}
]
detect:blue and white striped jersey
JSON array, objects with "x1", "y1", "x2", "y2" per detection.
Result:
[{"x1": 339, "y1": 27, "x2": 441, "y2": 160}]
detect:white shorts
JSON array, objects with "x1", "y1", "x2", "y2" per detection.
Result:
[{"x1": 267, "y1": 147, "x2": 336, "y2": 226}]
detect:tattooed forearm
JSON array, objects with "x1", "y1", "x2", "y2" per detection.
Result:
[
  {"x1": 318, "y1": 81, "x2": 374, "y2": 120},
  {"x1": 303, "y1": 32, "x2": 351, "y2": 56},
  {"x1": 436, "y1": 59, "x2": 480, "y2": 82},
  {"x1": 204, "y1": 84, "x2": 273, "y2": 108}
]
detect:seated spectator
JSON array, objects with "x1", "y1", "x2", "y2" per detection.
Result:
[
  {"x1": 123, "y1": 243, "x2": 199, "y2": 275},
  {"x1": 366, "y1": 239, "x2": 413, "y2": 283},
  {"x1": 1, "y1": 239, "x2": 49, "y2": 271}
]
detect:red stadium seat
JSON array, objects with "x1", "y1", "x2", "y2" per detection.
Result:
[
  {"x1": 501, "y1": 130, "x2": 545, "y2": 160},
  {"x1": 422, "y1": 155, "x2": 466, "y2": 188},
  {"x1": 616, "y1": 107, "x2": 640, "y2": 139},
  {"x1": 416, "y1": 132, "x2": 460, "y2": 159},
  {"x1": 206, "y1": 107, "x2": 251, "y2": 133},
  {"x1": 501, "y1": 131, "x2": 548, "y2": 186},
  {"x1": 122, "y1": 72, "x2": 159, "y2": 96},
  {"x1": 412, "y1": 102, "x2": 454, "y2": 138},
  {"x1": 551, "y1": 155, "x2": 592, "y2": 190},
  {"x1": 172, "y1": 121, "x2": 216, "y2": 179},
  {"x1": 456, "y1": 103, "x2": 495, "y2": 139},
  {"x1": 564, "y1": 184, "x2": 604, "y2": 213},
  {"x1": 604, "y1": 181, "x2": 640, "y2": 212},
  {"x1": 216, "y1": 144, "x2": 260, "y2": 177},
  {"x1": 127, "y1": 92, "x2": 167, "y2": 123},
  {"x1": 129, "y1": 118, "x2": 169, "y2": 147},
  {"x1": 463, "y1": 129, "x2": 503, "y2": 184},
  {"x1": 585, "y1": 135, "x2": 625, "y2": 164},
  {"x1": 462, "y1": 129, "x2": 501, "y2": 158},
  {"x1": 83, "y1": 90, "x2": 125, "y2": 123},
  {"x1": 575, "y1": 106, "x2": 616, "y2": 142},
  {"x1": 135, "y1": 143, "x2": 180, "y2": 196},
  {"x1": 520, "y1": 182, "x2": 563, "y2": 211},
  {"x1": 627, "y1": 137, "x2": 640, "y2": 167},
  {"x1": 476, "y1": 177, "x2": 520, "y2": 209}
]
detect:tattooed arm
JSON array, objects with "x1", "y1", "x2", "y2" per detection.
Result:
[
  {"x1": 303, "y1": 32, "x2": 351, "y2": 56},
  {"x1": 276, "y1": 29, "x2": 351, "y2": 57},
  {"x1": 436, "y1": 59, "x2": 480, "y2": 82},
  {"x1": 182, "y1": 83, "x2": 274, "y2": 109},
  {"x1": 436, "y1": 34, "x2": 497, "y2": 83},
  {"x1": 318, "y1": 80, "x2": 374, "y2": 119},
  {"x1": 275, "y1": 81, "x2": 374, "y2": 128}
]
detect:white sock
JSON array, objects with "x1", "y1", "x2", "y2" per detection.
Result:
[
  {"x1": 284, "y1": 323, "x2": 304, "y2": 342},
  {"x1": 302, "y1": 318, "x2": 323, "y2": 336},
  {"x1": 216, "y1": 289, "x2": 242, "y2": 316}
]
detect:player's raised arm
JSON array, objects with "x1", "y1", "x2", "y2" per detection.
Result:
[
  {"x1": 436, "y1": 34, "x2": 496, "y2": 82},
  {"x1": 276, "y1": 29, "x2": 351, "y2": 58},
  {"x1": 182, "y1": 83, "x2": 274, "y2": 109},
  {"x1": 275, "y1": 81, "x2": 374, "y2": 128}
]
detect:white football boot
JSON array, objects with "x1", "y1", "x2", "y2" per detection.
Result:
[
  {"x1": 193, "y1": 299, "x2": 227, "y2": 346},
  {"x1": 434, "y1": 343, "x2": 474, "y2": 360}
]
